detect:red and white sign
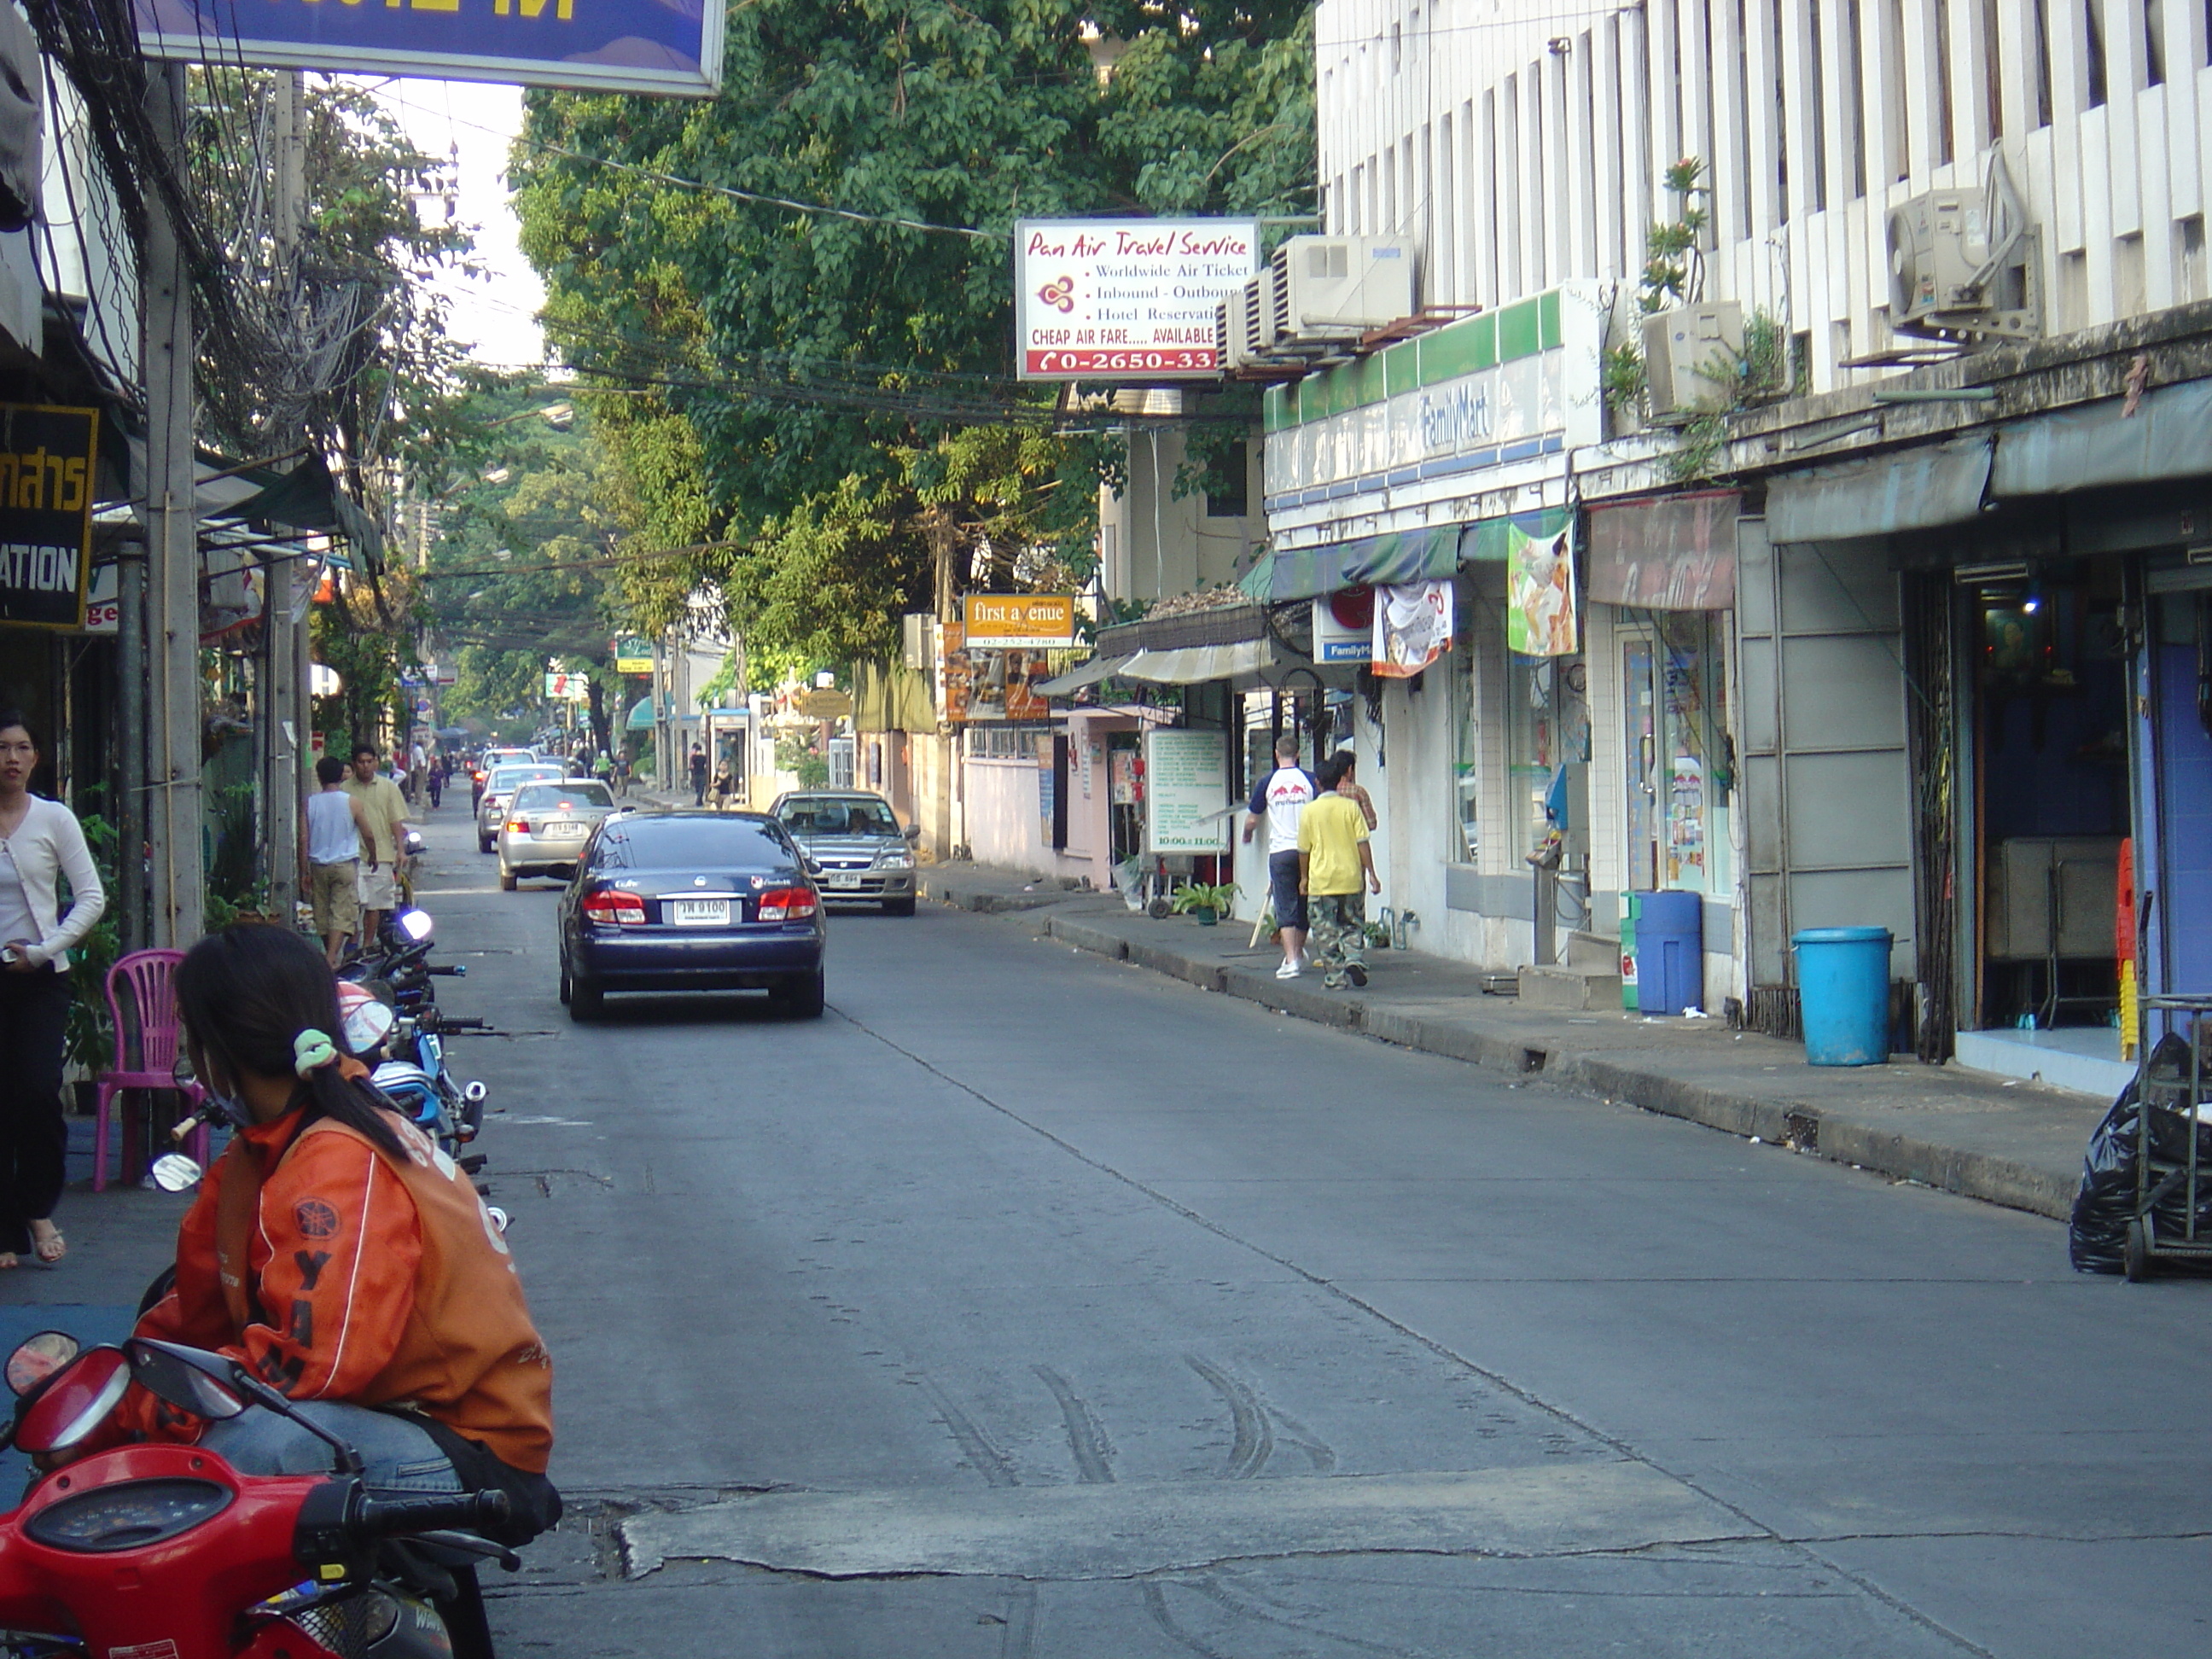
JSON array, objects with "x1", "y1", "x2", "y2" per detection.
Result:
[{"x1": 1015, "y1": 218, "x2": 1259, "y2": 381}]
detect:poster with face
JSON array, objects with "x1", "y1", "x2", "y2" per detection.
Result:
[{"x1": 1505, "y1": 523, "x2": 1579, "y2": 657}]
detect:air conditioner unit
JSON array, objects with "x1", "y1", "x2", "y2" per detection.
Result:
[
  {"x1": 1642, "y1": 302, "x2": 1745, "y2": 416},
  {"x1": 1269, "y1": 236, "x2": 1416, "y2": 342},
  {"x1": 1884, "y1": 153, "x2": 2041, "y2": 341},
  {"x1": 900, "y1": 613, "x2": 936, "y2": 672},
  {"x1": 1217, "y1": 285, "x2": 1253, "y2": 371},
  {"x1": 1242, "y1": 265, "x2": 1279, "y2": 359}
]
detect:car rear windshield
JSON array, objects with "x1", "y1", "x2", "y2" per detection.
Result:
[
  {"x1": 779, "y1": 798, "x2": 898, "y2": 835},
  {"x1": 488, "y1": 765, "x2": 563, "y2": 790},
  {"x1": 592, "y1": 818, "x2": 792, "y2": 870},
  {"x1": 514, "y1": 782, "x2": 614, "y2": 811}
]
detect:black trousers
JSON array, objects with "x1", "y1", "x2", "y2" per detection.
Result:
[{"x1": 0, "y1": 965, "x2": 68, "y2": 1254}]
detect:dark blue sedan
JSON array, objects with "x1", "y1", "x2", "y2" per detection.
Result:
[{"x1": 557, "y1": 812, "x2": 826, "y2": 1020}]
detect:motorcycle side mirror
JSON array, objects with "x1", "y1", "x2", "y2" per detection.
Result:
[
  {"x1": 124, "y1": 1338, "x2": 248, "y2": 1422},
  {"x1": 149, "y1": 1153, "x2": 204, "y2": 1193},
  {"x1": 12, "y1": 1346, "x2": 131, "y2": 1454},
  {"x1": 5, "y1": 1330, "x2": 79, "y2": 1396}
]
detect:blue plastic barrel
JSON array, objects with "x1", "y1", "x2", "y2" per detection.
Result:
[
  {"x1": 1636, "y1": 891, "x2": 1704, "y2": 1016},
  {"x1": 1792, "y1": 927, "x2": 1893, "y2": 1065}
]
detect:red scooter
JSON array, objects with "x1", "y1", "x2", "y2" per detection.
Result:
[{"x1": 0, "y1": 1330, "x2": 517, "y2": 1658}]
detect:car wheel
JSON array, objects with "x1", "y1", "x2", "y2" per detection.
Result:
[
  {"x1": 884, "y1": 897, "x2": 917, "y2": 917},
  {"x1": 557, "y1": 964, "x2": 571, "y2": 1005},
  {"x1": 478, "y1": 833, "x2": 494, "y2": 854},
  {"x1": 499, "y1": 866, "x2": 517, "y2": 892},
  {"x1": 568, "y1": 976, "x2": 603, "y2": 1022},
  {"x1": 773, "y1": 969, "x2": 825, "y2": 1019}
]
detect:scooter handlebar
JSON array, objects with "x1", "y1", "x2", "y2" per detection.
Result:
[{"x1": 352, "y1": 1489, "x2": 511, "y2": 1540}]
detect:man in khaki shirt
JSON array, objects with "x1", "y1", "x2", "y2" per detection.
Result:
[{"x1": 343, "y1": 743, "x2": 410, "y2": 944}]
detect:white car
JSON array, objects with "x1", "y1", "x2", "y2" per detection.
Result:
[{"x1": 498, "y1": 780, "x2": 620, "y2": 889}]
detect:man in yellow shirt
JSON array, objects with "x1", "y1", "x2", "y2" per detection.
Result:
[
  {"x1": 343, "y1": 742, "x2": 411, "y2": 945},
  {"x1": 1297, "y1": 753, "x2": 1381, "y2": 989}
]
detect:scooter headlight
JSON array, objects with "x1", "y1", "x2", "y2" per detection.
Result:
[{"x1": 23, "y1": 1477, "x2": 231, "y2": 1552}]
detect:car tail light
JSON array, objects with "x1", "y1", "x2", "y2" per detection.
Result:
[
  {"x1": 506, "y1": 819, "x2": 530, "y2": 834},
  {"x1": 582, "y1": 888, "x2": 647, "y2": 926},
  {"x1": 757, "y1": 887, "x2": 818, "y2": 923}
]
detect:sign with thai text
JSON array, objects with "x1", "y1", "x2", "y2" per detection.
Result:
[
  {"x1": 1015, "y1": 219, "x2": 1257, "y2": 381},
  {"x1": 1144, "y1": 727, "x2": 1230, "y2": 854},
  {"x1": 0, "y1": 405, "x2": 96, "y2": 631},
  {"x1": 136, "y1": 0, "x2": 725, "y2": 97},
  {"x1": 963, "y1": 593, "x2": 1074, "y2": 649}
]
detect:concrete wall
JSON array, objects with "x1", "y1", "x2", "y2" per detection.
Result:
[{"x1": 1100, "y1": 423, "x2": 1263, "y2": 604}]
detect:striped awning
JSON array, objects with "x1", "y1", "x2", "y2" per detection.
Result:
[
  {"x1": 1238, "y1": 524, "x2": 1459, "y2": 602},
  {"x1": 1033, "y1": 654, "x2": 1134, "y2": 697}
]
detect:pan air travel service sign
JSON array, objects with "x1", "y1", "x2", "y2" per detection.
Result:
[
  {"x1": 136, "y1": 0, "x2": 725, "y2": 97},
  {"x1": 1016, "y1": 218, "x2": 1258, "y2": 381}
]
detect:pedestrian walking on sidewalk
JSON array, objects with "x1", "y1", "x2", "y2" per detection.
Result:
[
  {"x1": 344, "y1": 744, "x2": 410, "y2": 947},
  {"x1": 426, "y1": 751, "x2": 445, "y2": 810},
  {"x1": 304, "y1": 755, "x2": 376, "y2": 967},
  {"x1": 0, "y1": 713, "x2": 104, "y2": 1270},
  {"x1": 688, "y1": 742, "x2": 708, "y2": 806},
  {"x1": 1299, "y1": 753, "x2": 1380, "y2": 990},
  {"x1": 614, "y1": 750, "x2": 632, "y2": 795},
  {"x1": 1243, "y1": 734, "x2": 1318, "y2": 979}
]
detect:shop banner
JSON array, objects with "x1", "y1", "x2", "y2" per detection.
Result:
[
  {"x1": 0, "y1": 405, "x2": 96, "y2": 631},
  {"x1": 1370, "y1": 579, "x2": 1453, "y2": 678},
  {"x1": 544, "y1": 671, "x2": 591, "y2": 701},
  {"x1": 1586, "y1": 490, "x2": 1739, "y2": 609},
  {"x1": 136, "y1": 1, "x2": 726, "y2": 98},
  {"x1": 940, "y1": 620, "x2": 1051, "y2": 722},
  {"x1": 1505, "y1": 520, "x2": 1579, "y2": 657},
  {"x1": 963, "y1": 593, "x2": 1075, "y2": 649},
  {"x1": 1144, "y1": 727, "x2": 1230, "y2": 853}
]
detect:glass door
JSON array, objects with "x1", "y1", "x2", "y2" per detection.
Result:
[{"x1": 1621, "y1": 614, "x2": 1729, "y2": 895}]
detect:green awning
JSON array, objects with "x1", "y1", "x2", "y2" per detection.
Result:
[
  {"x1": 1458, "y1": 506, "x2": 1571, "y2": 561},
  {"x1": 224, "y1": 451, "x2": 388, "y2": 572},
  {"x1": 625, "y1": 696, "x2": 657, "y2": 731},
  {"x1": 1239, "y1": 524, "x2": 1460, "y2": 602}
]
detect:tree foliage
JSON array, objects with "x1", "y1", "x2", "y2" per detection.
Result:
[{"x1": 510, "y1": 1, "x2": 1313, "y2": 667}]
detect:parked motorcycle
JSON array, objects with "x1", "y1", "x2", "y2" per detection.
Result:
[{"x1": 0, "y1": 1329, "x2": 520, "y2": 1658}]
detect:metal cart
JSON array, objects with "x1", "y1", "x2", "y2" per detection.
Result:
[{"x1": 2124, "y1": 993, "x2": 2212, "y2": 1281}]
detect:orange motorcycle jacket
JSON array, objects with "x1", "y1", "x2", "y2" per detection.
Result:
[{"x1": 127, "y1": 1104, "x2": 554, "y2": 1473}]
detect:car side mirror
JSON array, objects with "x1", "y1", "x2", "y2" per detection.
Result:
[{"x1": 903, "y1": 824, "x2": 921, "y2": 841}]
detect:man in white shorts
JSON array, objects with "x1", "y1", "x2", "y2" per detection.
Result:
[{"x1": 344, "y1": 742, "x2": 410, "y2": 945}]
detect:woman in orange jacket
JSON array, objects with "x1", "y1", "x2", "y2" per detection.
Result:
[{"x1": 115, "y1": 925, "x2": 558, "y2": 1539}]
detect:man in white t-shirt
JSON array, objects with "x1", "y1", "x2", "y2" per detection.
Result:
[
  {"x1": 303, "y1": 754, "x2": 377, "y2": 964},
  {"x1": 1243, "y1": 734, "x2": 1319, "y2": 980}
]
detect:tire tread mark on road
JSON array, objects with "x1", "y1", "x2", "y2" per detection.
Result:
[
  {"x1": 997, "y1": 1580, "x2": 1037, "y2": 1659},
  {"x1": 1033, "y1": 1366, "x2": 1115, "y2": 1485},
  {"x1": 1184, "y1": 1355, "x2": 1273, "y2": 1480},
  {"x1": 832, "y1": 1004, "x2": 2000, "y2": 1659},
  {"x1": 1142, "y1": 1582, "x2": 1233, "y2": 1659},
  {"x1": 917, "y1": 1377, "x2": 1022, "y2": 1489},
  {"x1": 1266, "y1": 1404, "x2": 1338, "y2": 1473},
  {"x1": 1185, "y1": 1575, "x2": 1426, "y2": 1658}
]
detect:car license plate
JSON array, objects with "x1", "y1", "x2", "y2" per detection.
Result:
[
  {"x1": 546, "y1": 822, "x2": 587, "y2": 839},
  {"x1": 669, "y1": 899, "x2": 729, "y2": 926},
  {"x1": 825, "y1": 871, "x2": 863, "y2": 890}
]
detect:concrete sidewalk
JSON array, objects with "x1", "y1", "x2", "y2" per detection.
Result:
[{"x1": 917, "y1": 863, "x2": 2105, "y2": 1224}]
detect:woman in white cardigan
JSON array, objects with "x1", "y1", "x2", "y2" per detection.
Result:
[{"x1": 0, "y1": 713, "x2": 103, "y2": 1267}]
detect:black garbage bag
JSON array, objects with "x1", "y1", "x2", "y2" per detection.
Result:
[{"x1": 2069, "y1": 1033, "x2": 2212, "y2": 1272}]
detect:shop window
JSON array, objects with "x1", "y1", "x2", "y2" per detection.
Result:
[
  {"x1": 1451, "y1": 637, "x2": 1478, "y2": 862},
  {"x1": 1506, "y1": 652, "x2": 1588, "y2": 864},
  {"x1": 1205, "y1": 441, "x2": 1249, "y2": 519}
]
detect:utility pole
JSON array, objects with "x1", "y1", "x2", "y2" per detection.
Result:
[
  {"x1": 114, "y1": 530, "x2": 146, "y2": 954},
  {"x1": 141, "y1": 64, "x2": 202, "y2": 948},
  {"x1": 260, "y1": 70, "x2": 307, "y2": 924}
]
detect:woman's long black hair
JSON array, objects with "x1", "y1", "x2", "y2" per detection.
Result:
[{"x1": 175, "y1": 923, "x2": 408, "y2": 1159}]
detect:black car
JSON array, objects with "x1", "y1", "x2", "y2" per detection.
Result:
[{"x1": 556, "y1": 811, "x2": 826, "y2": 1021}]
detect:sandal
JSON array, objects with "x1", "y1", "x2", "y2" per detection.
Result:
[
  {"x1": 0, "y1": 1253, "x2": 16, "y2": 1270},
  {"x1": 28, "y1": 1222, "x2": 62, "y2": 1265}
]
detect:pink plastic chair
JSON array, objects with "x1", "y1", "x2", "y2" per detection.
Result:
[{"x1": 92, "y1": 949, "x2": 207, "y2": 1193}]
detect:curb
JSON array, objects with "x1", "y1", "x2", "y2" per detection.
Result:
[{"x1": 1039, "y1": 913, "x2": 2080, "y2": 1223}]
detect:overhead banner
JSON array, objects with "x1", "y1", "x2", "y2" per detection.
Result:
[
  {"x1": 0, "y1": 405, "x2": 97, "y2": 632},
  {"x1": 1371, "y1": 579, "x2": 1453, "y2": 678},
  {"x1": 1016, "y1": 218, "x2": 1258, "y2": 381},
  {"x1": 1505, "y1": 518, "x2": 1579, "y2": 657},
  {"x1": 1586, "y1": 490, "x2": 1740, "y2": 610},
  {"x1": 135, "y1": 0, "x2": 726, "y2": 97},
  {"x1": 544, "y1": 671, "x2": 591, "y2": 701}
]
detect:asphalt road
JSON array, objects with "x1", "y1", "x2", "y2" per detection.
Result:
[{"x1": 405, "y1": 801, "x2": 2210, "y2": 1659}]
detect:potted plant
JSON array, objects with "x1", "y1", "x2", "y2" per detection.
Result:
[
  {"x1": 1170, "y1": 881, "x2": 1238, "y2": 927},
  {"x1": 64, "y1": 811, "x2": 121, "y2": 1106}
]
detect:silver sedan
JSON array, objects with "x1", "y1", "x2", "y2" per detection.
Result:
[
  {"x1": 477, "y1": 763, "x2": 568, "y2": 853},
  {"x1": 497, "y1": 779, "x2": 621, "y2": 888}
]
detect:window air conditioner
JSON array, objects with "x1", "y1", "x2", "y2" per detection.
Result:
[
  {"x1": 900, "y1": 613, "x2": 935, "y2": 672},
  {"x1": 1217, "y1": 284, "x2": 1254, "y2": 370},
  {"x1": 1268, "y1": 236, "x2": 1416, "y2": 342},
  {"x1": 1242, "y1": 264, "x2": 1279, "y2": 359},
  {"x1": 1884, "y1": 153, "x2": 2040, "y2": 341},
  {"x1": 1642, "y1": 302, "x2": 1745, "y2": 416}
]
